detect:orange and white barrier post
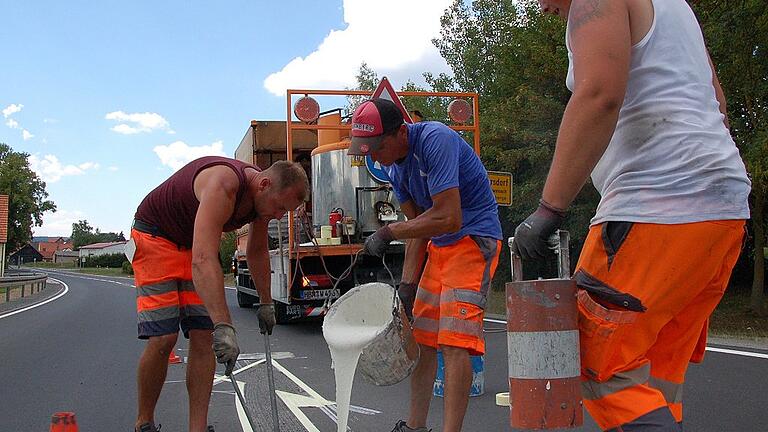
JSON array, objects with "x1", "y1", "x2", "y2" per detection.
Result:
[
  {"x1": 506, "y1": 231, "x2": 583, "y2": 429},
  {"x1": 50, "y1": 412, "x2": 78, "y2": 432}
]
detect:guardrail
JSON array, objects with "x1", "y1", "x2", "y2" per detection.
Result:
[{"x1": 0, "y1": 272, "x2": 48, "y2": 304}]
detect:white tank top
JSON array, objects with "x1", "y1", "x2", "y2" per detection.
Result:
[{"x1": 566, "y1": 0, "x2": 751, "y2": 225}]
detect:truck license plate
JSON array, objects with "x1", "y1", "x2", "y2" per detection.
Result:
[{"x1": 300, "y1": 288, "x2": 339, "y2": 300}]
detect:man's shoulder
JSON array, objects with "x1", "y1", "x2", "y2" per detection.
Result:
[{"x1": 195, "y1": 164, "x2": 242, "y2": 197}]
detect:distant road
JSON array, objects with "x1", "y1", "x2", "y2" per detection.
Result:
[{"x1": 1, "y1": 270, "x2": 766, "y2": 431}]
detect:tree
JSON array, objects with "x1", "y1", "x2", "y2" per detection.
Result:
[
  {"x1": 219, "y1": 231, "x2": 237, "y2": 273},
  {"x1": 0, "y1": 143, "x2": 56, "y2": 253},
  {"x1": 71, "y1": 219, "x2": 126, "y2": 249},
  {"x1": 693, "y1": 0, "x2": 768, "y2": 314}
]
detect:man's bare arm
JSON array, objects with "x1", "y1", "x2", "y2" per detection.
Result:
[
  {"x1": 191, "y1": 167, "x2": 240, "y2": 324},
  {"x1": 542, "y1": 0, "x2": 631, "y2": 209},
  {"x1": 246, "y1": 219, "x2": 272, "y2": 304},
  {"x1": 399, "y1": 200, "x2": 428, "y2": 285}
]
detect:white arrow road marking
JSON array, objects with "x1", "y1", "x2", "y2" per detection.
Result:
[{"x1": 233, "y1": 379, "x2": 254, "y2": 432}]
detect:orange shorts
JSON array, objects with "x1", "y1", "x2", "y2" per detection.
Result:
[
  {"x1": 130, "y1": 228, "x2": 213, "y2": 339},
  {"x1": 411, "y1": 235, "x2": 501, "y2": 356},
  {"x1": 575, "y1": 220, "x2": 745, "y2": 429}
]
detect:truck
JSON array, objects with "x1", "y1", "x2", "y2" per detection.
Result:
[{"x1": 233, "y1": 81, "x2": 482, "y2": 324}]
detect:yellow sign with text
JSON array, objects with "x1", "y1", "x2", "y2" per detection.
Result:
[{"x1": 488, "y1": 171, "x2": 512, "y2": 206}]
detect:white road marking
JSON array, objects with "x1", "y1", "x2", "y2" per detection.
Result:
[
  {"x1": 42, "y1": 269, "x2": 135, "y2": 287},
  {"x1": 233, "y1": 379, "x2": 254, "y2": 432},
  {"x1": 484, "y1": 317, "x2": 767, "y2": 359},
  {"x1": 0, "y1": 277, "x2": 69, "y2": 320}
]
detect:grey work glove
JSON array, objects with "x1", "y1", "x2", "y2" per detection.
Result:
[
  {"x1": 397, "y1": 282, "x2": 418, "y2": 321},
  {"x1": 363, "y1": 225, "x2": 395, "y2": 257},
  {"x1": 212, "y1": 322, "x2": 240, "y2": 376},
  {"x1": 257, "y1": 303, "x2": 276, "y2": 335},
  {"x1": 512, "y1": 200, "x2": 566, "y2": 261}
]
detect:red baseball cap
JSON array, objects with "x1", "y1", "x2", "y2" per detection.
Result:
[{"x1": 347, "y1": 98, "x2": 404, "y2": 156}]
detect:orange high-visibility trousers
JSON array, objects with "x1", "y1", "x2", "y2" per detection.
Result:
[
  {"x1": 574, "y1": 220, "x2": 745, "y2": 430},
  {"x1": 412, "y1": 235, "x2": 501, "y2": 356}
]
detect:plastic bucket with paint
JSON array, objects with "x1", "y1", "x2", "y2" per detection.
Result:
[
  {"x1": 324, "y1": 282, "x2": 420, "y2": 386},
  {"x1": 433, "y1": 351, "x2": 485, "y2": 397}
]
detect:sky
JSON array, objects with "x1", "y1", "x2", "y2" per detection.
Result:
[{"x1": 0, "y1": 0, "x2": 454, "y2": 238}]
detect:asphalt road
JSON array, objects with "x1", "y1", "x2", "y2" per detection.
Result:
[{"x1": 1, "y1": 269, "x2": 767, "y2": 431}]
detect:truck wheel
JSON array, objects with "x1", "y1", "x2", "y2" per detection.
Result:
[
  {"x1": 237, "y1": 291, "x2": 257, "y2": 308},
  {"x1": 274, "y1": 301, "x2": 291, "y2": 324}
]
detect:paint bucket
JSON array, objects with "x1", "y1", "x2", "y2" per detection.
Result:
[
  {"x1": 325, "y1": 282, "x2": 420, "y2": 386},
  {"x1": 433, "y1": 351, "x2": 485, "y2": 397}
]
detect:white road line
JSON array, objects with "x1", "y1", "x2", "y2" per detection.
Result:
[
  {"x1": 43, "y1": 270, "x2": 135, "y2": 287},
  {"x1": 706, "y1": 347, "x2": 768, "y2": 359},
  {"x1": 0, "y1": 278, "x2": 69, "y2": 320},
  {"x1": 484, "y1": 317, "x2": 767, "y2": 359}
]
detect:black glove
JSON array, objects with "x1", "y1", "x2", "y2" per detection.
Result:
[
  {"x1": 397, "y1": 282, "x2": 418, "y2": 321},
  {"x1": 257, "y1": 303, "x2": 276, "y2": 335},
  {"x1": 512, "y1": 200, "x2": 566, "y2": 261},
  {"x1": 212, "y1": 322, "x2": 240, "y2": 376},
  {"x1": 363, "y1": 225, "x2": 395, "y2": 257}
]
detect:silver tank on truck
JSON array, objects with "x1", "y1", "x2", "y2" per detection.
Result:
[{"x1": 311, "y1": 139, "x2": 402, "y2": 236}]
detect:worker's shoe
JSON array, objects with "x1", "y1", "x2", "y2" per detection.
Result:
[
  {"x1": 391, "y1": 420, "x2": 431, "y2": 432},
  {"x1": 135, "y1": 423, "x2": 161, "y2": 432},
  {"x1": 207, "y1": 427, "x2": 215, "y2": 432}
]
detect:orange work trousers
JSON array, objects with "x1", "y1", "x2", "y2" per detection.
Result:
[
  {"x1": 574, "y1": 220, "x2": 745, "y2": 430},
  {"x1": 412, "y1": 235, "x2": 501, "y2": 356}
]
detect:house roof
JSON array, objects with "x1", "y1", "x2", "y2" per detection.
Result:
[
  {"x1": 55, "y1": 250, "x2": 80, "y2": 257},
  {"x1": 79, "y1": 241, "x2": 127, "y2": 250}
]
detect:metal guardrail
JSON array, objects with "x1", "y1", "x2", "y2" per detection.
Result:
[{"x1": 0, "y1": 272, "x2": 48, "y2": 304}]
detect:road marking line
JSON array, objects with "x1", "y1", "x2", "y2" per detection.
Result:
[
  {"x1": 0, "y1": 277, "x2": 68, "y2": 320},
  {"x1": 485, "y1": 318, "x2": 767, "y2": 359},
  {"x1": 706, "y1": 347, "x2": 768, "y2": 359},
  {"x1": 233, "y1": 379, "x2": 254, "y2": 432}
]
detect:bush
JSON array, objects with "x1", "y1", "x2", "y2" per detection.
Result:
[
  {"x1": 122, "y1": 261, "x2": 134, "y2": 275},
  {"x1": 83, "y1": 253, "x2": 127, "y2": 268}
]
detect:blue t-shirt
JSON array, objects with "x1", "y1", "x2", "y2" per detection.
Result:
[{"x1": 383, "y1": 122, "x2": 502, "y2": 246}]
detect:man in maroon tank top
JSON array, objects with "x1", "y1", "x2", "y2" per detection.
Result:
[{"x1": 128, "y1": 156, "x2": 308, "y2": 432}]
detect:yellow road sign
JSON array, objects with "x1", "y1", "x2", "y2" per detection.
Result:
[{"x1": 488, "y1": 171, "x2": 512, "y2": 206}]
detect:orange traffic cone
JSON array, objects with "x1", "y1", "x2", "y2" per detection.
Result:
[
  {"x1": 168, "y1": 350, "x2": 182, "y2": 364},
  {"x1": 50, "y1": 412, "x2": 78, "y2": 432}
]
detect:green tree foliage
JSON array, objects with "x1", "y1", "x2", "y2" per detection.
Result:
[
  {"x1": 692, "y1": 0, "x2": 768, "y2": 314},
  {"x1": 0, "y1": 143, "x2": 56, "y2": 253},
  {"x1": 71, "y1": 219, "x2": 126, "y2": 249},
  {"x1": 219, "y1": 231, "x2": 237, "y2": 274},
  {"x1": 83, "y1": 252, "x2": 127, "y2": 268}
]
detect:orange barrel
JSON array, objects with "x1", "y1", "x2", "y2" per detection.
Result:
[{"x1": 506, "y1": 231, "x2": 583, "y2": 429}]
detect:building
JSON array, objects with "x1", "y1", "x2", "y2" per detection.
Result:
[
  {"x1": 78, "y1": 241, "x2": 128, "y2": 259},
  {"x1": 9, "y1": 244, "x2": 44, "y2": 265},
  {"x1": 32, "y1": 237, "x2": 73, "y2": 262},
  {"x1": 54, "y1": 250, "x2": 80, "y2": 265}
]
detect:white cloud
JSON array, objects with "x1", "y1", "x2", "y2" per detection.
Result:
[
  {"x1": 2, "y1": 103, "x2": 23, "y2": 118},
  {"x1": 28, "y1": 154, "x2": 100, "y2": 183},
  {"x1": 263, "y1": 0, "x2": 453, "y2": 96},
  {"x1": 6, "y1": 119, "x2": 19, "y2": 129},
  {"x1": 22, "y1": 129, "x2": 34, "y2": 140},
  {"x1": 153, "y1": 140, "x2": 226, "y2": 171},
  {"x1": 105, "y1": 111, "x2": 172, "y2": 134},
  {"x1": 33, "y1": 209, "x2": 86, "y2": 237}
]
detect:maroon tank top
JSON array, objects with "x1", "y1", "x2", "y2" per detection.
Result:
[{"x1": 135, "y1": 156, "x2": 261, "y2": 248}]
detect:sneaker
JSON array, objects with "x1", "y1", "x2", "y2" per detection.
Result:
[
  {"x1": 135, "y1": 423, "x2": 161, "y2": 432},
  {"x1": 207, "y1": 427, "x2": 215, "y2": 432},
  {"x1": 391, "y1": 420, "x2": 431, "y2": 432}
]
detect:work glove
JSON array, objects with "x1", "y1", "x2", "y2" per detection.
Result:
[
  {"x1": 363, "y1": 225, "x2": 395, "y2": 257},
  {"x1": 257, "y1": 303, "x2": 276, "y2": 335},
  {"x1": 397, "y1": 282, "x2": 418, "y2": 321},
  {"x1": 512, "y1": 199, "x2": 566, "y2": 261},
  {"x1": 212, "y1": 322, "x2": 240, "y2": 376}
]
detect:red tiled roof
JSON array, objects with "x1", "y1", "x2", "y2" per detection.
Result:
[{"x1": 79, "y1": 241, "x2": 127, "y2": 249}]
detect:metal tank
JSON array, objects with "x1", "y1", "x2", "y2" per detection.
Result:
[{"x1": 311, "y1": 140, "x2": 402, "y2": 236}]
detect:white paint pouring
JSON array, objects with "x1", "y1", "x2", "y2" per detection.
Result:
[{"x1": 323, "y1": 283, "x2": 395, "y2": 432}]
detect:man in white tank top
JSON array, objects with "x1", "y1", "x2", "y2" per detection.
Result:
[{"x1": 513, "y1": 1, "x2": 751, "y2": 430}]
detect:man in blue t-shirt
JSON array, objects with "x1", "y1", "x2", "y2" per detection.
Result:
[{"x1": 348, "y1": 98, "x2": 502, "y2": 432}]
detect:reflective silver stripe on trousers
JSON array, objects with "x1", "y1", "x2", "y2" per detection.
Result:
[
  {"x1": 138, "y1": 306, "x2": 178, "y2": 322},
  {"x1": 182, "y1": 304, "x2": 209, "y2": 317},
  {"x1": 416, "y1": 287, "x2": 440, "y2": 307},
  {"x1": 582, "y1": 363, "x2": 651, "y2": 400},
  {"x1": 649, "y1": 376, "x2": 683, "y2": 404},
  {"x1": 137, "y1": 280, "x2": 177, "y2": 297},
  {"x1": 470, "y1": 235, "x2": 498, "y2": 299},
  {"x1": 507, "y1": 331, "x2": 580, "y2": 379},
  {"x1": 413, "y1": 316, "x2": 483, "y2": 338}
]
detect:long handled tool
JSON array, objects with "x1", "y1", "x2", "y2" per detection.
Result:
[
  {"x1": 264, "y1": 332, "x2": 281, "y2": 432},
  {"x1": 229, "y1": 373, "x2": 258, "y2": 431}
]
